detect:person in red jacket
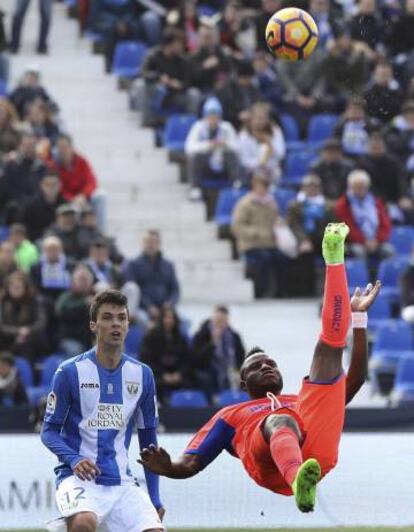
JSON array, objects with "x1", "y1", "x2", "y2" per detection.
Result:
[
  {"x1": 49, "y1": 134, "x2": 106, "y2": 231},
  {"x1": 335, "y1": 169, "x2": 394, "y2": 261}
]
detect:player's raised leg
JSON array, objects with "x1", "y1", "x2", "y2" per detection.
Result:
[{"x1": 310, "y1": 222, "x2": 351, "y2": 382}]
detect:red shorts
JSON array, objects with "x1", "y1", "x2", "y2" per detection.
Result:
[{"x1": 241, "y1": 374, "x2": 346, "y2": 495}]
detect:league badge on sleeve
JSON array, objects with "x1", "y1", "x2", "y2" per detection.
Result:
[{"x1": 46, "y1": 391, "x2": 57, "y2": 414}]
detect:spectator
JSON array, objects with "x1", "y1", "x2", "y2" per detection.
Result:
[
  {"x1": 255, "y1": 0, "x2": 283, "y2": 52},
  {"x1": 192, "y1": 305, "x2": 245, "y2": 399},
  {"x1": 24, "y1": 100, "x2": 60, "y2": 144},
  {"x1": 0, "y1": 97, "x2": 20, "y2": 160},
  {"x1": 252, "y1": 51, "x2": 283, "y2": 111},
  {"x1": 9, "y1": 65, "x2": 56, "y2": 118},
  {"x1": 10, "y1": 0, "x2": 52, "y2": 54},
  {"x1": 389, "y1": 0, "x2": 414, "y2": 56},
  {"x1": 140, "y1": 29, "x2": 199, "y2": 127},
  {"x1": 335, "y1": 170, "x2": 394, "y2": 260},
  {"x1": 310, "y1": 139, "x2": 355, "y2": 201},
  {"x1": 385, "y1": 100, "x2": 414, "y2": 163},
  {"x1": 0, "y1": 352, "x2": 28, "y2": 407},
  {"x1": 216, "y1": 60, "x2": 262, "y2": 130},
  {"x1": 238, "y1": 101, "x2": 285, "y2": 184},
  {"x1": 0, "y1": 271, "x2": 47, "y2": 363},
  {"x1": 2, "y1": 130, "x2": 47, "y2": 224},
  {"x1": 30, "y1": 236, "x2": 74, "y2": 305},
  {"x1": 47, "y1": 204, "x2": 85, "y2": 260},
  {"x1": 20, "y1": 171, "x2": 65, "y2": 242},
  {"x1": 0, "y1": 241, "x2": 19, "y2": 289},
  {"x1": 231, "y1": 170, "x2": 288, "y2": 298},
  {"x1": 277, "y1": 47, "x2": 327, "y2": 133},
  {"x1": 48, "y1": 134, "x2": 106, "y2": 232},
  {"x1": 123, "y1": 229, "x2": 180, "y2": 322},
  {"x1": 218, "y1": 0, "x2": 256, "y2": 60},
  {"x1": 324, "y1": 30, "x2": 371, "y2": 112},
  {"x1": 309, "y1": 0, "x2": 336, "y2": 50},
  {"x1": 363, "y1": 61, "x2": 402, "y2": 123},
  {"x1": 140, "y1": 305, "x2": 193, "y2": 404},
  {"x1": 287, "y1": 174, "x2": 334, "y2": 295},
  {"x1": 334, "y1": 97, "x2": 379, "y2": 158},
  {"x1": 166, "y1": 0, "x2": 199, "y2": 53},
  {"x1": 358, "y1": 131, "x2": 413, "y2": 223},
  {"x1": 78, "y1": 206, "x2": 122, "y2": 263},
  {"x1": 185, "y1": 97, "x2": 239, "y2": 201},
  {"x1": 189, "y1": 25, "x2": 233, "y2": 95},
  {"x1": 400, "y1": 246, "x2": 414, "y2": 322},
  {"x1": 55, "y1": 266, "x2": 94, "y2": 357},
  {"x1": 349, "y1": 0, "x2": 385, "y2": 51},
  {"x1": 8, "y1": 224, "x2": 39, "y2": 273}
]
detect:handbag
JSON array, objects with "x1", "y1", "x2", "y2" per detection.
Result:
[{"x1": 274, "y1": 219, "x2": 298, "y2": 259}]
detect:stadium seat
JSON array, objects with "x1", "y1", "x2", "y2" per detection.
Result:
[
  {"x1": 391, "y1": 355, "x2": 414, "y2": 405},
  {"x1": 169, "y1": 389, "x2": 209, "y2": 407},
  {"x1": 0, "y1": 225, "x2": 9, "y2": 242},
  {"x1": 273, "y1": 188, "x2": 296, "y2": 216},
  {"x1": 0, "y1": 79, "x2": 7, "y2": 97},
  {"x1": 124, "y1": 325, "x2": 144, "y2": 358},
  {"x1": 40, "y1": 354, "x2": 64, "y2": 389},
  {"x1": 214, "y1": 187, "x2": 248, "y2": 228},
  {"x1": 370, "y1": 321, "x2": 414, "y2": 395},
  {"x1": 367, "y1": 295, "x2": 393, "y2": 333},
  {"x1": 14, "y1": 357, "x2": 34, "y2": 388},
  {"x1": 377, "y1": 256, "x2": 409, "y2": 305},
  {"x1": 216, "y1": 389, "x2": 249, "y2": 407},
  {"x1": 307, "y1": 114, "x2": 339, "y2": 144},
  {"x1": 389, "y1": 225, "x2": 414, "y2": 256},
  {"x1": 285, "y1": 150, "x2": 317, "y2": 180},
  {"x1": 111, "y1": 41, "x2": 148, "y2": 79},
  {"x1": 280, "y1": 113, "x2": 300, "y2": 143},
  {"x1": 345, "y1": 259, "x2": 370, "y2": 292},
  {"x1": 162, "y1": 114, "x2": 197, "y2": 152}
]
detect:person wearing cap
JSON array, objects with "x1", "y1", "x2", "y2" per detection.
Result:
[
  {"x1": 231, "y1": 170, "x2": 289, "y2": 298},
  {"x1": 185, "y1": 96, "x2": 238, "y2": 201},
  {"x1": 20, "y1": 171, "x2": 65, "y2": 242},
  {"x1": 310, "y1": 138, "x2": 355, "y2": 201},
  {"x1": 47, "y1": 204, "x2": 85, "y2": 260},
  {"x1": 10, "y1": 0, "x2": 52, "y2": 54},
  {"x1": 8, "y1": 223, "x2": 39, "y2": 273},
  {"x1": 335, "y1": 170, "x2": 394, "y2": 264},
  {"x1": 216, "y1": 60, "x2": 262, "y2": 130}
]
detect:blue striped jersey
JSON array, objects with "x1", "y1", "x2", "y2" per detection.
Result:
[{"x1": 44, "y1": 348, "x2": 158, "y2": 486}]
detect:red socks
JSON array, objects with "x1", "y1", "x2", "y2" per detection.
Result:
[
  {"x1": 270, "y1": 428, "x2": 303, "y2": 486},
  {"x1": 319, "y1": 264, "x2": 351, "y2": 348}
]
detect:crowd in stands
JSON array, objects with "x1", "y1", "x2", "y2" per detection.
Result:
[{"x1": 3, "y1": 0, "x2": 414, "y2": 411}]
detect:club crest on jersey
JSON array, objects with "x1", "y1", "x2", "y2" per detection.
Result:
[
  {"x1": 126, "y1": 381, "x2": 139, "y2": 395},
  {"x1": 107, "y1": 383, "x2": 114, "y2": 395},
  {"x1": 46, "y1": 392, "x2": 57, "y2": 414}
]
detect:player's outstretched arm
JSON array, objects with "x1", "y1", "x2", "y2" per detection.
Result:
[
  {"x1": 138, "y1": 444, "x2": 202, "y2": 479},
  {"x1": 346, "y1": 281, "x2": 381, "y2": 404}
]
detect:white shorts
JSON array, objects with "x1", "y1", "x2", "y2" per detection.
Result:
[{"x1": 48, "y1": 475, "x2": 164, "y2": 532}]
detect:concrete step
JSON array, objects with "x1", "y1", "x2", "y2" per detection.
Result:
[{"x1": 181, "y1": 280, "x2": 253, "y2": 303}]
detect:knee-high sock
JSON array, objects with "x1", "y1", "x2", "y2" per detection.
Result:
[
  {"x1": 270, "y1": 428, "x2": 303, "y2": 486},
  {"x1": 319, "y1": 264, "x2": 351, "y2": 348}
]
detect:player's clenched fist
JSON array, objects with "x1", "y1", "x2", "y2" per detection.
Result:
[
  {"x1": 138, "y1": 444, "x2": 172, "y2": 475},
  {"x1": 72, "y1": 458, "x2": 101, "y2": 481}
]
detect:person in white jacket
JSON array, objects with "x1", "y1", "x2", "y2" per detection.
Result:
[
  {"x1": 185, "y1": 97, "x2": 239, "y2": 200},
  {"x1": 238, "y1": 102, "x2": 286, "y2": 184}
]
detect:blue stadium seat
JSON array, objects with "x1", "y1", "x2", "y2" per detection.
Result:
[
  {"x1": 40, "y1": 354, "x2": 64, "y2": 389},
  {"x1": 14, "y1": 357, "x2": 34, "y2": 388},
  {"x1": 273, "y1": 188, "x2": 296, "y2": 216},
  {"x1": 111, "y1": 41, "x2": 148, "y2": 78},
  {"x1": 162, "y1": 114, "x2": 197, "y2": 152},
  {"x1": 0, "y1": 80, "x2": 7, "y2": 97},
  {"x1": 368, "y1": 295, "x2": 393, "y2": 333},
  {"x1": 214, "y1": 187, "x2": 248, "y2": 227},
  {"x1": 377, "y1": 256, "x2": 409, "y2": 305},
  {"x1": 285, "y1": 150, "x2": 317, "y2": 180},
  {"x1": 216, "y1": 389, "x2": 249, "y2": 407},
  {"x1": 169, "y1": 389, "x2": 209, "y2": 407},
  {"x1": 345, "y1": 259, "x2": 370, "y2": 292},
  {"x1": 389, "y1": 225, "x2": 414, "y2": 256},
  {"x1": 124, "y1": 325, "x2": 144, "y2": 358},
  {"x1": 307, "y1": 114, "x2": 338, "y2": 144},
  {"x1": 280, "y1": 113, "x2": 300, "y2": 142},
  {"x1": 0, "y1": 225, "x2": 9, "y2": 242},
  {"x1": 392, "y1": 355, "x2": 414, "y2": 405}
]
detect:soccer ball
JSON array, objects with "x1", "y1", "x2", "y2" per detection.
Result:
[{"x1": 265, "y1": 8, "x2": 319, "y2": 61}]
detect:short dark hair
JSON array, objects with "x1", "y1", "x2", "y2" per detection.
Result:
[
  {"x1": 245, "y1": 346, "x2": 265, "y2": 359},
  {"x1": 89, "y1": 289, "x2": 128, "y2": 322},
  {"x1": 215, "y1": 305, "x2": 229, "y2": 314},
  {"x1": 0, "y1": 351, "x2": 15, "y2": 366}
]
